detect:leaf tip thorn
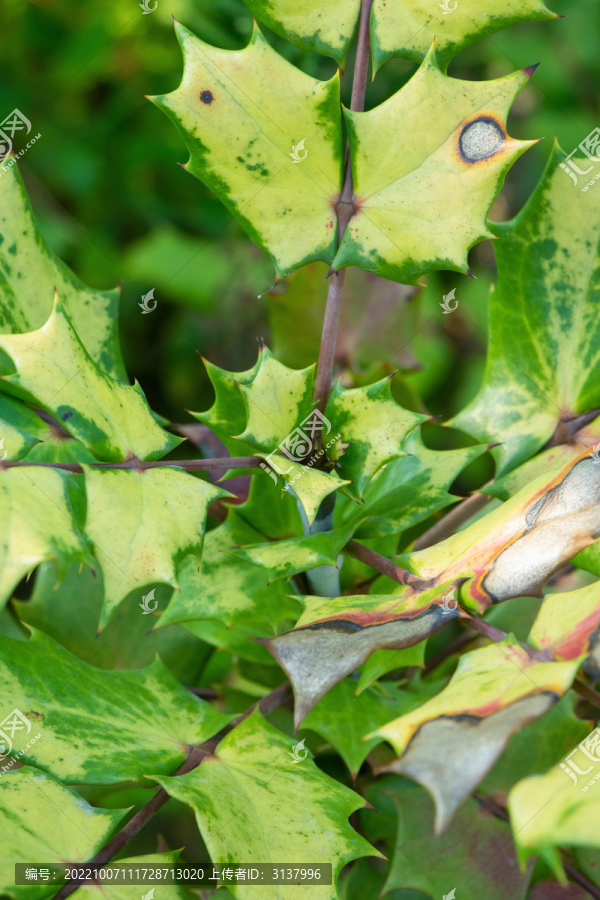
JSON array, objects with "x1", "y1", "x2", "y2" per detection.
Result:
[{"x1": 522, "y1": 62, "x2": 542, "y2": 78}]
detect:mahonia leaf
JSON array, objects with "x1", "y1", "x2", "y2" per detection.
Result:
[
  {"x1": 341, "y1": 429, "x2": 488, "y2": 537},
  {"x1": 236, "y1": 348, "x2": 315, "y2": 452},
  {"x1": 158, "y1": 508, "x2": 297, "y2": 629},
  {"x1": 242, "y1": 0, "x2": 360, "y2": 65},
  {"x1": 371, "y1": 0, "x2": 557, "y2": 73},
  {"x1": 0, "y1": 162, "x2": 125, "y2": 381},
  {"x1": 302, "y1": 678, "x2": 422, "y2": 777},
  {"x1": 332, "y1": 47, "x2": 535, "y2": 284},
  {"x1": 453, "y1": 143, "x2": 600, "y2": 475},
  {"x1": 0, "y1": 298, "x2": 181, "y2": 462},
  {"x1": 0, "y1": 767, "x2": 126, "y2": 900},
  {"x1": 0, "y1": 629, "x2": 230, "y2": 783},
  {"x1": 528, "y1": 582, "x2": 600, "y2": 666},
  {"x1": 0, "y1": 467, "x2": 92, "y2": 608},
  {"x1": 373, "y1": 637, "x2": 581, "y2": 833},
  {"x1": 324, "y1": 378, "x2": 426, "y2": 498},
  {"x1": 397, "y1": 450, "x2": 600, "y2": 613},
  {"x1": 192, "y1": 355, "x2": 262, "y2": 457},
  {"x1": 381, "y1": 782, "x2": 532, "y2": 899},
  {"x1": 152, "y1": 711, "x2": 377, "y2": 899},
  {"x1": 260, "y1": 583, "x2": 459, "y2": 726},
  {"x1": 508, "y1": 759, "x2": 600, "y2": 875},
  {"x1": 260, "y1": 451, "x2": 351, "y2": 526},
  {"x1": 229, "y1": 525, "x2": 354, "y2": 582},
  {"x1": 151, "y1": 21, "x2": 343, "y2": 277},
  {"x1": 82, "y1": 466, "x2": 227, "y2": 628}
]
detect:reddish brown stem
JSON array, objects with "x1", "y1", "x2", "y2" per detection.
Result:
[
  {"x1": 313, "y1": 0, "x2": 374, "y2": 411},
  {"x1": 344, "y1": 539, "x2": 432, "y2": 590},
  {"x1": 1, "y1": 456, "x2": 263, "y2": 474}
]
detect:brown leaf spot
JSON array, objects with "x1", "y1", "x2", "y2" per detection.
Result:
[{"x1": 200, "y1": 90, "x2": 214, "y2": 105}]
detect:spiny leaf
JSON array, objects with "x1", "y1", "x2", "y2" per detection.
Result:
[
  {"x1": 260, "y1": 451, "x2": 351, "y2": 526},
  {"x1": 260, "y1": 582, "x2": 459, "y2": 726},
  {"x1": 229, "y1": 525, "x2": 354, "y2": 582},
  {"x1": 0, "y1": 467, "x2": 92, "y2": 608},
  {"x1": 151, "y1": 21, "x2": 343, "y2": 277},
  {"x1": 453, "y1": 143, "x2": 600, "y2": 475},
  {"x1": 0, "y1": 629, "x2": 230, "y2": 783},
  {"x1": 236, "y1": 348, "x2": 315, "y2": 452},
  {"x1": 192, "y1": 355, "x2": 262, "y2": 458},
  {"x1": 0, "y1": 767, "x2": 126, "y2": 900},
  {"x1": 373, "y1": 637, "x2": 580, "y2": 832},
  {"x1": 0, "y1": 298, "x2": 181, "y2": 462},
  {"x1": 158, "y1": 507, "x2": 298, "y2": 629},
  {"x1": 302, "y1": 678, "x2": 422, "y2": 776},
  {"x1": 0, "y1": 161, "x2": 125, "y2": 381},
  {"x1": 82, "y1": 466, "x2": 227, "y2": 628},
  {"x1": 333, "y1": 48, "x2": 535, "y2": 284},
  {"x1": 241, "y1": 0, "x2": 360, "y2": 65},
  {"x1": 152, "y1": 711, "x2": 377, "y2": 899},
  {"x1": 341, "y1": 429, "x2": 488, "y2": 538},
  {"x1": 324, "y1": 378, "x2": 426, "y2": 498},
  {"x1": 397, "y1": 451, "x2": 600, "y2": 612},
  {"x1": 371, "y1": 0, "x2": 557, "y2": 73}
]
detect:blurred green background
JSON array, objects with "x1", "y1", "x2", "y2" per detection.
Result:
[{"x1": 0, "y1": 0, "x2": 597, "y2": 432}]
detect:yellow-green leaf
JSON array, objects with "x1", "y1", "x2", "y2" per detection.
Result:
[
  {"x1": 371, "y1": 0, "x2": 557, "y2": 73},
  {"x1": 242, "y1": 0, "x2": 360, "y2": 65},
  {"x1": 0, "y1": 162, "x2": 125, "y2": 381},
  {"x1": 151, "y1": 21, "x2": 343, "y2": 277},
  {"x1": 0, "y1": 298, "x2": 181, "y2": 462},
  {"x1": 0, "y1": 629, "x2": 230, "y2": 783},
  {"x1": 152, "y1": 711, "x2": 377, "y2": 899},
  {"x1": 82, "y1": 466, "x2": 226, "y2": 627},
  {"x1": 0, "y1": 767, "x2": 126, "y2": 900},
  {"x1": 333, "y1": 48, "x2": 535, "y2": 284},
  {"x1": 324, "y1": 378, "x2": 426, "y2": 498},
  {"x1": 0, "y1": 466, "x2": 92, "y2": 608}
]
